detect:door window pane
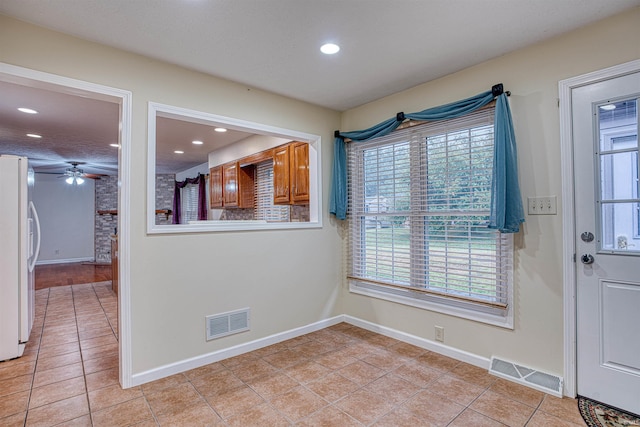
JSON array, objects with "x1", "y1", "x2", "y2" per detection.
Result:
[{"x1": 598, "y1": 98, "x2": 639, "y2": 252}]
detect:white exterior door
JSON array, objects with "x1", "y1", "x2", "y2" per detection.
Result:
[{"x1": 573, "y1": 71, "x2": 640, "y2": 414}]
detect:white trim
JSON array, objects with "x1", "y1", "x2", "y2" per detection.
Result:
[
  {"x1": 131, "y1": 314, "x2": 491, "y2": 386},
  {"x1": 559, "y1": 59, "x2": 640, "y2": 398},
  {"x1": 343, "y1": 315, "x2": 490, "y2": 369},
  {"x1": 0, "y1": 63, "x2": 134, "y2": 389},
  {"x1": 118, "y1": 85, "x2": 133, "y2": 389},
  {"x1": 146, "y1": 102, "x2": 323, "y2": 234},
  {"x1": 349, "y1": 283, "x2": 513, "y2": 329},
  {"x1": 36, "y1": 257, "x2": 95, "y2": 265},
  {"x1": 131, "y1": 316, "x2": 344, "y2": 386}
]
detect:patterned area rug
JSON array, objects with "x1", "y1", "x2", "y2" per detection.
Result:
[{"x1": 579, "y1": 396, "x2": 640, "y2": 427}]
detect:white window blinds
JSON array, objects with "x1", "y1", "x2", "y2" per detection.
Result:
[
  {"x1": 255, "y1": 160, "x2": 290, "y2": 221},
  {"x1": 348, "y1": 107, "x2": 512, "y2": 309},
  {"x1": 182, "y1": 184, "x2": 199, "y2": 223}
]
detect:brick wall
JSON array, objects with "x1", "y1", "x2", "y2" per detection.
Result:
[
  {"x1": 155, "y1": 174, "x2": 175, "y2": 225},
  {"x1": 94, "y1": 174, "x2": 176, "y2": 263},
  {"x1": 94, "y1": 176, "x2": 118, "y2": 263}
]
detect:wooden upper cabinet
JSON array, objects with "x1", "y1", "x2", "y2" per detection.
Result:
[
  {"x1": 238, "y1": 164, "x2": 256, "y2": 208},
  {"x1": 222, "y1": 161, "x2": 255, "y2": 208},
  {"x1": 273, "y1": 142, "x2": 309, "y2": 205},
  {"x1": 222, "y1": 162, "x2": 239, "y2": 207},
  {"x1": 273, "y1": 145, "x2": 291, "y2": 205},
  {"x1": 290, "y1": 142, "x2": 309, "y2": 204},
  {"x1": 211, "y1": 142, "x2": 306, "y2": 209},
  {"x1": 209, "y1": 166, "x2": 223, "y2": 208}
]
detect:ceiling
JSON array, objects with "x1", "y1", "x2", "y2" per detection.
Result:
[
  {"x1": 1, "y1": 1, "x2": 638, "y2": 175},
  {"x1": 0, "y1": 78, "x2": 255, "y2": 175}
]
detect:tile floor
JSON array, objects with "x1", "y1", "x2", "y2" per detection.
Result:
[{"x1": 0, "y1": 282, "x2": 587, "y2": 426}]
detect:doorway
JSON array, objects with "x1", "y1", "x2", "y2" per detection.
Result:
[
  {"x1": 560, "y1": 60, "x2": 640, "y2": 414},
  {"x1": 0, "y1": 62, "x2": 132, "y2": 388}
]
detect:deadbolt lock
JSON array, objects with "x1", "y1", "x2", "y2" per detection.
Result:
[{"x1": 581, "y1": 232, "x2": 594, "y2": 243}]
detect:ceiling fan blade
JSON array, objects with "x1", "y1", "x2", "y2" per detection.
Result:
[
  {"x1": 84, "y1": 164, "x2": 118, "y2": 172},
  {"x1": 83, "y1": 173, "x2": 104, "y2": 180},
  {"x1": 34, "y1": 163, "x2": 73, "y2": 171}
]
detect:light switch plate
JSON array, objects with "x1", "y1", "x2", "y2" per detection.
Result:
[{"x1": 527, "y1": 196, "x2": 557, "y2": 215}]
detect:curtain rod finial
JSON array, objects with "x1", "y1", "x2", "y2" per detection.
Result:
[
  {"x1": 492, "y1": 83, "x2": 504, "y2": 97},
  {"x1": 334, "y1": 130, "x2": 341, "y2": 138}
]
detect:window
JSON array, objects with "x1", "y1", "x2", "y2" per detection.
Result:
[
  {"x1": 597, "y1": 98, "x2": 639, "y2": 249},
  {"x1": 255, "y1": 160, "x2": 290, "y2": 221},
  {"x1": 347, "y1": 107, "x2": 513, "y2": 327},
  {"x1": 147, "y1": 102, "x2": 322, "y2": 233},
  {"x1": 181, "y1": 183, "x2": 199, "y2": 223}
]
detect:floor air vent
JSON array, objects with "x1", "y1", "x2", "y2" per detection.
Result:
[
  {"x1": 206, "y1": 308, "x2": 250, "y2": 341},
  {"x1": 489, "y1": 357, "x2": 563, "y2": 397}
]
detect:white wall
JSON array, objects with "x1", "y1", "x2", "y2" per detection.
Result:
[
  {"x1": 208, "y1": 135, "x2": 291, "y2": 167},
  {"x1": 3, "y1": 7, "x2": 638, "y2": 382},
  {"x1": 0, "y1": 15, "x2": 343, "y2": 375},
  {"x1": 32, "y1": 173, "x2": 95, "y2": 263},
  {"x1": 175, "y1": 162, "x2": 209, "y2": 181},
  {"x1": 339, "y1": 8, "x2": 640, "y2": 377}
]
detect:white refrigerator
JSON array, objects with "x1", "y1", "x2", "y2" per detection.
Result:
[{"x1": 0, "y1": 155, "x2": 41, "y2": 361}]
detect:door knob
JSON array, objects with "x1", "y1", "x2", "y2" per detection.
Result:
[
  {"x1": 581, "y1": 254, "x2": 595, "y2": 264},
  {"x1": 581, "y1": 232, "x2": 594, "y2": 243}
]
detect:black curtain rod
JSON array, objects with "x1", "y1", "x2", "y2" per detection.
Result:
[{"x1": 334, "y1": 83, "x2": 510, "y2": 138}]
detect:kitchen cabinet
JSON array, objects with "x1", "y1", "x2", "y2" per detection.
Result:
[
  {"x1": 222, "y1": 161, "x2": 255, "y2": 208},
  {"x1": 273, "y1": 142, "x2": 309, "y2": 205},
  {"x1": 209, "y1": 165, "x2": 223, "y2": 208},
  {"x1": 290, "y1": 142, "x2": 309, "y2": 204},
  {"x1": 273, "y1": 145, "x2": 291, "y2": 204}
]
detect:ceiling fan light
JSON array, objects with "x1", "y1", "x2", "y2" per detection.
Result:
[
  {"x1": 76, "y1": 177, "x2": 85, "y2": 185},
  {"x1": 320, "y1": 43, "x2": 340, "y2": 55},
  {"x1": 66, "y1": 177, "x2": 74, "y2": 184}
]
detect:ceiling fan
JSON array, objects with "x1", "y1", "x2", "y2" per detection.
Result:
[{"x1": 61, "y1": 161, "x2": 106, "y2": 185}]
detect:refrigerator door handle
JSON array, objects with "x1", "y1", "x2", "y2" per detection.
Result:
[{"x1": 28, "y1": 201, "x2": 41, "y2": 273}]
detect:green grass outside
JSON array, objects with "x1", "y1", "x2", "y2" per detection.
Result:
[{"x1": 358, "y1": 226, "x2": 500, "y2": 300}]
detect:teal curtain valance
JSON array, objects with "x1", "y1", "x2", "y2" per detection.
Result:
[{"x1": 329, "y1": 84, "x2": 525, "y2": 233}]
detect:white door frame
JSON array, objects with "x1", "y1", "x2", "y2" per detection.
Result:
[
  {"x1": 0, "y1": 63, "x2": 134, "y2": 388},
  {"x1": 559, "y1": 59, "x2": 640, "y2": 398}
]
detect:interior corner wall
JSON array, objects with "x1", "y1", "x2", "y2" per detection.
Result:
[
  {"x1": 33, "y1": 173, "x2": 95, "y2": 263},
  {"x1": 339, "y1": 7, "x2": 640, "y2": 378},
  {"x1": 0, "y1": 15, "x2": 343, "y2": 375}
]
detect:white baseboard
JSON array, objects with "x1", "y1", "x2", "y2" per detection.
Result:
[
  {"x1": 130, "y1": 315, "x2": 345, "y2": 387},
  {"x1": 129, "y1": 314, "x2": 490, "y2": 387},
  {"x1": 343, "y1": 315, "x2": 490, "y2": 370},
  {"x1": 36, "y1": 257, "x2": 95, "y2": 265}
]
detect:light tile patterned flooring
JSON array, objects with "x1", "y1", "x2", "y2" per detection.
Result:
[{"x1": 0, "y1": 282, "x2": 587, "y2": 426}]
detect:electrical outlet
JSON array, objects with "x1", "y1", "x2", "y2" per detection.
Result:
[
  {"x1": 527, "y1": 196, "x2": 557, "y2": 215},
  {"x1": 435, "y1": 326, "x2": 445, "y2": 342}
]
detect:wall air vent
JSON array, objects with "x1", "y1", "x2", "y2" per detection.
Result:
[
  {"x1": 206, "y1": 308, "x2": 250, "y2": 341},
  {"x1": 489, "y1": 356, "x2": 563, "y2": 397}
]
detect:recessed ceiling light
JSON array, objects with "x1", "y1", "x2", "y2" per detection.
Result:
[
  {"x1": 18, "y1": 107, "x2": 38, "y2": 114},
  {"x1": 214, "y1": 128, "x2": 227, "y2": 133},
  {"x1": 599, "y1": 104, "x2": 616, "y2": 111},
  {"x1": 26, "y1": 133, "x2": 42, "y2": 138},
  {"x1": 110, "y1": 143, "x2": 120, "y2": 148},
  {"x1": 320, "y1": 43, "x2": 340, "y2": 55},
  {"x1": 192, "y1": 140, "x2": 204, "y2": 145},
  {"x1": 174, "y1": 150, "x2": 184, "y2": 154}
]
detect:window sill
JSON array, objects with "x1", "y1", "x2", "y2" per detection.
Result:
[
  {"x1": 349, "y1": 279, "x2": 513, "y2": 329},
  {"x1": 147, "y1": 220, "x2": 322, "y2": 234}
]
